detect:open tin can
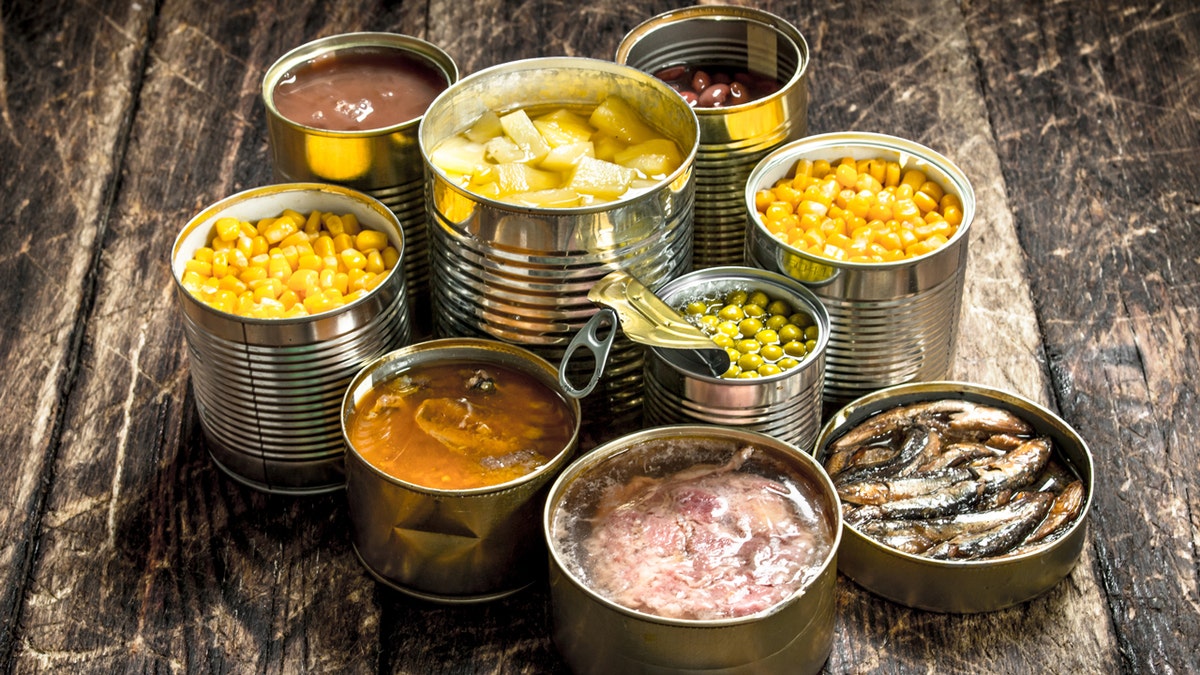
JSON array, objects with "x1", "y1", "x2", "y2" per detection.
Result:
[
  {"x1": 745, "y1": 132, "x2": 975, "y2": 405},
  {"x1": 812, "y1": 382, "x2": 1093, "y2": 613},
  {"x1": 342, "y1": 338, "x2": 581, "y2": 603},
  {"x1": 171, "y1": 183, "x2": 411, "y2": 494},
  {"x1": 544, "y1": 425, "x2": 840, "y2": 674},
  {"x1": 263, "y1": 32, "x2": 459, "y2": 334},
  {"x1": 642, "y1": 266, "x2": 829, "y2": 449},
  {"x1": 419, "y1": 56, "x2": 699, "y2": 441},
  {"x1": 618, "y1": 5, "x2": 810, "y2": 268}
]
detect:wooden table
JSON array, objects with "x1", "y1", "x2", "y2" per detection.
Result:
[{"x1": 2, "y1": 0, "x2": 1196, "y2": 672}]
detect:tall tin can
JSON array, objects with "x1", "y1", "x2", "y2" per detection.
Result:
[
  {"x1": 745, "y1": 132, "x2": 975, "y2": 405},
  {"x1": 418, "y1": 57, "x2": 699, "y2": 441},
  {"x1": 642, "y1": 267, "x2": 829, "y2": 449},
  {"x1": 342, "y1": 338, "x2": 581, "y2": 602},
  {"x1": 618, "y1": 5, "x2": 810, "y2": 268},
  {"x1": 544, "y1": 425, "x2": 841, "y2": 674},
  {"x1": 171, "y1": 183, "x2": 411, "y2": 494},
  {"x1": 262, "y1": 32, "x2": 458, "y2": 334}
]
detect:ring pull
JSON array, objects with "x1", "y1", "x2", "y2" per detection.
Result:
[{"x1": 558, "y1": 308, "x2": 618, "y2": 399}]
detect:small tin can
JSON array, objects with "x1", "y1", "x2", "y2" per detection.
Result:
[
  {"x1": 544, "y1": 425, "x2": 841, "y2": 674},
  {"x1": 618, "y1": 5, "x2": 810, "y2": 268},
  {"x1": 419, "y1": 56, "x2": 699, "y2": 441},
  {"x1": 171, "y1": 183, "x2": 411, "y2": 494},
  {"x1": 642, "y1": 266, "x2": 829, "y2": 449},
  {"x1": 262, "y1": 32, "x2": 459, "y2": 334},
  {"x1": 745, "y1": 132, "x2": 975, "y2": 405},
  {"x1": 342, "y1": 338, "x2": 581, "y2": 602},
  {"x1": 812, "y1": 382, "x2": 1094, "y2": 613}
]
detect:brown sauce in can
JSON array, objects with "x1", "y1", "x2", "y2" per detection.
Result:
[
  {"x1": 272, "y1": 47, "x2": 447, "y2": 131},
  {"x1": 347, "y1": 361, "x2": 575, "y2": 490}
]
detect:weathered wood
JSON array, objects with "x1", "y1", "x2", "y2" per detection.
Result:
[{"x1": 0, "y1": 0, "x2": 1196, "y2": 672}]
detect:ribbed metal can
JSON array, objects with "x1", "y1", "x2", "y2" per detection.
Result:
[
  {"x1": 642, "y1": 266, "x2": 829, "y2": 449},
  {"x1": 342, "y1": 338, "x2": 580, "y2": 603},
  {"x1": 171, "y1": 183, "x2": 411, "y2": 494},
  {"x1": 617, "y1": 5, "x2": 810, "y2": 269},
  {"x1": 544, "y1": 425, "x2": 841, "y2": 674},
  {"x1": 262, "y1": 32, "x2": 458, "y2": 334},
  {"x1": 418, "y1": 57, "x2": 699, "y2": 441},
  {"x1": 745, "y1": 132, "x2": 975, "y2": 405}
]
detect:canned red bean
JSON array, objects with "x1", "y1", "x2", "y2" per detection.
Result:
[{"x1": 653, "y1": 64, "x2": 782, "y2": 109}]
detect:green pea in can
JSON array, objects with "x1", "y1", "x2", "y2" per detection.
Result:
[
  {"x1": 642, "y1": 266, "x2": 829, "y2": 450},
  {"x1": 262, "y1": 32, "x2": 459, "y2": 335},
  {"x1": 618, "y1": 5, "x2": 810, "y2": 269},
  {"x1": 171, "y1": 183, "x2": 411, "y2": 494},
  {"x1": 745, "y1": 132, "x2": 975, "y2": 406}
]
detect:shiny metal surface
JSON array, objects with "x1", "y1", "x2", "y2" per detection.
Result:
[
  {"x1": 618, "y1": 5, "x2": 810, "y2": 268},
  {"x1": 342, "y1": 338, "x2": 580, "y2": 602},
  {"x1": 172, "y1": 183, "x2": 412, "y2": 494},
  {"x1": 642, "y1": 267, "x2": 829, "y2": 448},
  {"x1": 745, "y1": 132, "x2": 975, "y2": 405},
  {"x1": 544, "y1": 425, "x2": 840, "y2": 675},
  {"x1": 811, "y1": 381, "x2": 1094, "y2": 613},
  {"x1": 419, "y1": 57, "x2": 699, "y2": 440},
  {"x1": 262, "y1": 32, "x2": 459, "y2": 331}
]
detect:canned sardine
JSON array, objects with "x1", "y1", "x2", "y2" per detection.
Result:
[
  {"x1": 263, "y1": 32, "x2": 459, "y2": 335},
  {"x1": 171, "y1": 183, "x2": 411, "y2": 494},
  {"x1": 618, "y1": 5, "x2": 810, "y2": 268}
]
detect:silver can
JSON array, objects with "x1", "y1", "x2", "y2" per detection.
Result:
[
  {"x1": 745, "y1": 132, "x2": 975, "y2": 405},
  {"x1": 618, "y1": 5, "x2": 810, "y2": 268},
  {"x1": 171, "y1": 183, "x2": 411, "y2": 494},
  {"x1": 642, "y1": 266, "x2": 829, "y2": 449},
  {"x1": 342, "y1": 338, "x2": 581, "y2": 602},
  {"x1": 419, "y1": 56, "x2": 699, "y2": 440},
  {"x1": 262, "y1": 32, "x2": 459, "y2": 334},
  {"x1": 544, "y1": 425, "x2": 841, "y2": 674},
  {"x1": 812, "y1": 382, "x2": 1093, "y2": 613}
]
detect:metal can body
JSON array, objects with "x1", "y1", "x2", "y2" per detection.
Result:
[
  {"x1": 544, "y1": 425, "x2": 840, "y2": 674},
  {"x1": 262, "y1": 32, "x2": 459, "y2": 333},
  {"x1": 812, "y1": 382, "x2": 1094, "y2": 613},
  {"x1": 642, "y1": 267, "x2": 828, "y2": 449},
  {"x1": 342, "y1": 339, "x2": 581, "y2": 602},
  {"x1": 745, "y1": 132, "x2": 975, "y2": 405},
  {"x1": 618, "y1": 5, "x2": 810, "y2": 268},
  {"x1": 419, "y1": 57, "x2": 699, "y2": 440},
  {"x1": 172, "y1": 183, "x2": 411, "y2": 494}
]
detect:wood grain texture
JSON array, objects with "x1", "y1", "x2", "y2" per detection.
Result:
[{"x1": 0, "y1": 0, "x2": 1195, "y2": 672}]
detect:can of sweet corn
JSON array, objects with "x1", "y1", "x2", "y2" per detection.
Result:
[
  {"x1": 617, "y1": 5, "x2": 810, "y2": 269},
  {"x1": 262, "y1": 32, "x2": 458, "y2": 336},
  {"x1": 745, "y1": 132, "x2": 975, "y2": 405},
  {"x1": 171, "y1": 183, "x2": 411, "y2": 494},
  {"x1": 418, "y1": 56, "x2": 699, "y2": 443},
  {"x1": 642, "y1": 266, "x2": 829, "y2": 449}
]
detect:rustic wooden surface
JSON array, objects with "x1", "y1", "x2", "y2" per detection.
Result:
[{"x1": 1, "y1": 0, "x2": 1196, "y2": 672}]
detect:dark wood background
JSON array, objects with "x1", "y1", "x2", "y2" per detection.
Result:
[{"x1": 1, "y1": 0, "x2": 1197, "y2": 672}]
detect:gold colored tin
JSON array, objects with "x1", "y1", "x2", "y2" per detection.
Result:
[
  {"x1": 544, "y1": 425, "x2": 840, "y2": 674},
  {"x1": 342, "y1": 338, "x2": 581, "y2": 603},
  {"x1": 812, "y1": 381, "x2": 1094, "y2": 613},
  {"x1": 262, "y1": 32, "x2": 459, "y2": 334}
]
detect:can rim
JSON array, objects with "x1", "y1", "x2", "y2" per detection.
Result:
[
  {"x1": 746, "y1": 131, "x2": 976, "y2": 270},
  {"x1": 261, "y1": 31, "x2": 460, "y2": 137},
  {"x1": 543, "y1": 423, "x2": 843, "y2": 626}
]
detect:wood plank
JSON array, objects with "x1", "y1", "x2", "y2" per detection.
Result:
[
  {"x1": 965, "y1": 0, "x2": 1200, "y2": 669},
  {"x1": 0, "y1": 0, "x2": 153, "y2": 668}
]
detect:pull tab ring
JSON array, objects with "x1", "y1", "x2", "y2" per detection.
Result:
[{"x1": 558, "y1": 308, "x2": 618, "y2": 399}]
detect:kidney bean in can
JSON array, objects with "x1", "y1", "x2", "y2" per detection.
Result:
[
  {"x1": 418, "y1": 57, "x2": 699, "y2": 443},
  {"x1": 642, "y1": 266, "x2": 829, "y2": 449},
  {"x1": 262, "y1": 32, "x2": 459, "y2": 336},
  {"x1": 171, "y1": 183, "x2": 412, "y2": 494},
  {"x1": 745, "y1": 132, "x2": 975, "y2": 406},
  {"x1": 618, "y1": 5, "x2": 810, "y2": 269}
]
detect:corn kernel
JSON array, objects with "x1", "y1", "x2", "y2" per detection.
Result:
[
  {"x1": 356, "y1": 230, "x2": 389, "y2": 252},
  {"x1": 382, "y1": 246, "x2": 400, "y2": 270},
  {"x1": 215, "y1": 217, "x2": 241, "y2": 242}
]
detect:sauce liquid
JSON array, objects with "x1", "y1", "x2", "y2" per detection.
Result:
[
  {"x1": 348, "y1": 362, "x2": 574, "y2": 490},
  {"x1": 273, "y1": 48, "x2": 447, "y2": 131}
]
